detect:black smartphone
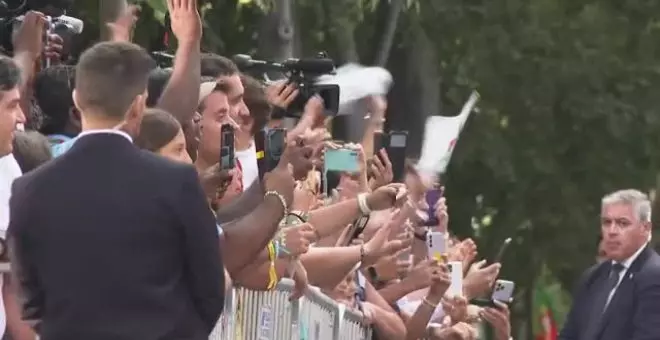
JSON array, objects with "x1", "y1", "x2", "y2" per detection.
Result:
[
  {"x1": 255, "y1": 129, "x2": 267, "y2": 180},
  {"x1": 220, "y1": 125, "x2": 235, "y2": 170},
  {"x1": 373, "y1": 131, "x2": 385, "y2": 154},
  {"x1": 493, "y1": 237, "x2": 513, "y2": 264},
  {"x1": 388, "y1": 130, "x2": 408, "y2": 182},
  {"x1": 265, "y1": 128, "x2": 287, "y2": 172},
  {"x1": 344, "y1": 215, "x2": 370, "y2": 246},
  {"x1": 469, "y1": 298, "x2": 504, "y2": 309}
]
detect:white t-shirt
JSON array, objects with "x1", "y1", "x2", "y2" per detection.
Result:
[
  {"x1": 0, "y1": 154, "x2": 22, "y2": 337},
  {"x1": 235, "y1": 143, "x2": 259, "y2": 191}
]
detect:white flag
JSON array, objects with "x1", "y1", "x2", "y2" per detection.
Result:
[
  {"x1": 417, "y1": 91, "x2": 479, "y2": 177},
  {"x1": 316, "y1": 63, "x2": 393, "y2": 115}
]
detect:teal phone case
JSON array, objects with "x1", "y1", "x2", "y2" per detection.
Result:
[{"x1": 324, "y1": 149, "x2": 359, "y2": 172}]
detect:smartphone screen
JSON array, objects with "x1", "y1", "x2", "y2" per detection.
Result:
[
  {"x1": 387, "y1": 131, "x2": 408, "y2": 182},
  {"x1": 373, "y1": 131, "x2": 386, "y2": 154},
  {"x1": 220, "y1": 125, "x2": 235, "y2": 170},
  {"x1": 325, "y1": 149, "x2": 359, "y2": 172},
  {"x1": 425, "y1": 188, "x2": 443, "y2": 226}
]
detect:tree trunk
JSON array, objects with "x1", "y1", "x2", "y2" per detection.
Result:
[
  {"x1": 373, "y1": 0, "x2": 404, "y2": 67},
  {"x1": 257, "y1": 0, "x2": 297, "y2": 61},
  {"x1": 323, "y1": 0, "x2": 361, "y2": 141},
  {"x1": 388, "y1": 16, "x2": 440, "y2": 156},
  {"x1": 99, "y1": 0, "x2": 127, "y2": 41}
]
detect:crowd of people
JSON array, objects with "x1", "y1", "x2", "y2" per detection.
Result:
[{"x1": 0, "y1": 0, "x2": 531, "y2": 339}]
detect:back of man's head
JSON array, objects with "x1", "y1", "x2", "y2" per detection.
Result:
[
  {"x1": 74, "y1": 42, "x2": 155, "y2": 120},
  {"x1": 34, "y1": 65, "x2": 76, "y2": 136},
  {"x1": 201, "y1": 53, "x2": 238, "y2": 79}
]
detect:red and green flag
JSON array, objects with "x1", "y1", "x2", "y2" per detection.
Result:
[{"x1": 533, "y1": 284, "x2": 558, "y2": 340}]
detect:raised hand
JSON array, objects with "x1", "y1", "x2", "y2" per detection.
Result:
[
  {"x1": 450, "y1": 322, "x2": 479, "y2": 340},
  {"x1": 360, "y1": 301, "x2": 377, "y2": 325},
  {"x1": 266, "y1": 81, "x2": 299, "y2": 110},
  {"x1": 278, "y1": 223, "x2": 316, "y2": 257},
  {"x1": 370, "y1": 251, "x2": 411, "y2": 283},
  {"x1": 463, "y1": 260, "x2": 501, "y2": 299},
  {"x1": 12, "y1": 11, "x2": 47, "y2": 59},
  {"x1": 366, "y1": 183, "x2": 408, "y2": 211},
  {"x1": 288, "y1": 260, "x2": 309, "y2": 301},
  {"x1": 199, "y1": 164, "x2": 234, "y2": 204},
  {"x1": 167, "y1": 0, "x2": 202, "y2": 45},
  {"x1": 428, "y1": 261, "x2": 452, "y2": 297},
  {"x1": 264, "y1": 140, "x2": 299, "y2": 207},
  {"x1": 362, "y1": 214, "x2": 408, "y2": 266},
  {"x1": 481, "y1": 301, "x2": 512, "y2": 340},
  {"x1": 44, "y1": 34, "x2": 64, "y2": 64},
  {"x1": 106, "y1": 5, "x2": 138, "y2": 42},
  {"x1": 287, "y1": 96, "x2": 324, "y2": 141},
  {"x1": 281, "y1": 138, "x2": 314, "y2": 181},
  {"x1": 434, "y1": 193, "x2": 448, "y2": 232},
  {"x1": 442, "y1": 296, "x2": 469, "y2": 324},
  {"x1": 369, "y1": 149, "x2": 394, "y2": 190}
]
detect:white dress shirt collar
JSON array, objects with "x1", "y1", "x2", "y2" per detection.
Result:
[
  {"x1": 614, "y1": 241, "x2": 648, "y2": 270},
  {"x1": 77, "y1": 129, "x2": 133, "y2": 143}
]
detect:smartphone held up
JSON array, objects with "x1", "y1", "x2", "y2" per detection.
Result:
[{"x1": 220, "y1": 125, "x2": 235, "y2": 170}]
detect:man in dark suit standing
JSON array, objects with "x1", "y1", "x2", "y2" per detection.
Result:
[
  {"x1": 560, "y1": 189, "x2": 660, "y2": 340},
  {"x1": 7, "y1": 41, "x2": 227, "y2": 340}
]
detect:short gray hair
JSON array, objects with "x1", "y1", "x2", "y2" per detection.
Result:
[{"x1": 602, "y1": 189, "x2": 652, "y2": 223}]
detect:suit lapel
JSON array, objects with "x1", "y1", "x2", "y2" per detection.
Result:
[{"x1": 596, "y1": 245, "x2": 652, "y2": 337}]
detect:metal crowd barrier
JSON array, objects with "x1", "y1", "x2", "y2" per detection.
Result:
[
  {"x1": 214, "y1": 278, "x2": 373, "y2": 340},
  {"x1": 0, "y1": 262, "x2": 371, "y2": 340}
]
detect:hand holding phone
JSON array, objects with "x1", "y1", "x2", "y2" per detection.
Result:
[{"x1": 469, "y1": 279, "x2": 515, "y2": 308}]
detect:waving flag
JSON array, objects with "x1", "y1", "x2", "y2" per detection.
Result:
[
  {"x1": 533, "y1": 284, "x2": 559, "y2": 340},
  {"x1": 417, "y1": 91, "x2": 479, "y2": 178},
  {"x1": 316, "y1": 63, "x2": 393, "y2": 116}
]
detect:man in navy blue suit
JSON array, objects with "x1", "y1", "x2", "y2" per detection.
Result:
[
  {"x1": 560, "y1": 189, "x2": 660, "y2": 340},
  {"x1": 8, "y1": 41, "x2": 225, "y2": 340}
]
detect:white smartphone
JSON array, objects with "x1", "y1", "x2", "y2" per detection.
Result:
[
  {"x1": 492, "y1": 280, "x2": 515, "y2": 303},
  {"x1": 426, "y1": 231, "x2": 446, "y2": 261},
  {"x1": 447, "y1": 261, "x2": 463, "y2": 297}
]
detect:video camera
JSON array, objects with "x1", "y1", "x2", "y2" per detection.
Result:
[
  {"x1": 233, "y1": 52, "x2": 340, "y2": 118},
  {"x1": 0, "y1": 0, "x2": 82, "y2": 56}
]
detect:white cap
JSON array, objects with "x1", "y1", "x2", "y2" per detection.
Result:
[{"x1": 198, "y1": 81, "x2": 217, "y2": 105}]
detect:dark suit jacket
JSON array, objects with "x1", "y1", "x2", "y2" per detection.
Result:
[
  {"x1": 559, "y1": 245, "x2": 660, "y2": 340},
  {"x1": 7, "y1": 133, "x2": 225, "y2": 340}
]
